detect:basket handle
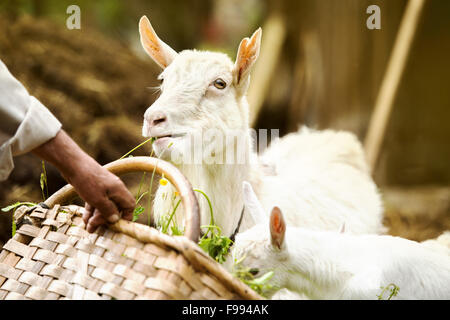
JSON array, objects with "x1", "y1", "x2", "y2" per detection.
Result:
[{"x1": 44, "y1": 156, "x2": 200, "y2": 242}]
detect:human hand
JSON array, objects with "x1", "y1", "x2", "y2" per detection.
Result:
[
  {"x1": 32, "y1": 130, "x2": 135, "y2": 232},
  {"x1": 66, "y1": 157, "x2": 135, "y2": 233}
]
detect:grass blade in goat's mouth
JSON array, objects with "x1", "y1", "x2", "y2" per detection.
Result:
[{"x1": 154, "y1": 133, "x2": 186, "y2": 139}]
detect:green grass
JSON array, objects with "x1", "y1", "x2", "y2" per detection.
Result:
[
  {"x1": 39, "y1": 160, "x2": 48, "y2": 201},
  {"x1": 2, "y1": 160, "x2": 45, "y2": 236},
  {"x1": 118, "y1": 137, "x2": 157, "y2": 226},
  {"x1": 119, "y1": 138, "x2": 154, "y2": 160},
  {"x1": 161, "y1": 198, "x2": 182, "y2": 234},
  {"x1": 377, "y1": 283, "x2": 400, "y2": 300}
]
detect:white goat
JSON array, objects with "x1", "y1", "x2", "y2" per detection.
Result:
[
  {"x1": 421, "y1": 231, "x2": 450, "y2": 255},
  {"x1": 138, "y1": 15, "x2": 384, "y2": 237},
  {"x1": 229, "y1": 182, "x2": 450, "y2": 300}
]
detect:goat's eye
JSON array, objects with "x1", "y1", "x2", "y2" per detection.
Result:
[
  {"x1": 249, "y1": 268, "x2": 259, "y2": 276},
  {"x1": 213, "y1": 78, "x2": 226, "y2": 89}
]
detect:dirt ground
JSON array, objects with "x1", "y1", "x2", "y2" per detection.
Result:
[
  {"x1": 0, "y1": 15, "x2": 448, "y2": 248},
  {"x1": 382, "y1": 186, "x2": 450, "y2": 241},
  {"x1": 0, "y1": 14, "x2": 160, "y2": 245}
]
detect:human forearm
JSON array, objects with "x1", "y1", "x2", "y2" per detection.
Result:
[
  {"x1": 31, "y1": 129, "x2": 135, "y2": 232},
  {"x1": 31, "y1": 129, "x2": 93, "y2": 182}
]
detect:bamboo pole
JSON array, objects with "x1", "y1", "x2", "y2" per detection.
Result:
[
  {"x1": 364, "y1": 0, "x2": 427, "y2": 172},
  {"x1": 248, "y1": 13, "x2": 287, "y2": 126}
]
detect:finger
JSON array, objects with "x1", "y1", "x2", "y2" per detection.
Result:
[
  {"x1": 86, "y1": 209, "x2": 107, "y2": 233},
  {"x1": 120, "y1": 205, "x2": 134, "y2": 221},
  {"x1": 90, "y1": 196, "x2": 121, "y2": 224},
  {"x1": 108, "y1": 187, "x2": 135, "y2": 221},
  {"x1": 83, "y1": 203, "x2": 94, "y2": 226}
]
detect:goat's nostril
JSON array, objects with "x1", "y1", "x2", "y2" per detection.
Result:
[
  {"x1": 152, "y1": 117, "x2": 166, "y2": 126},
  {"x1": 149, "y1": 112, "x2": 167, "y2": 127}
]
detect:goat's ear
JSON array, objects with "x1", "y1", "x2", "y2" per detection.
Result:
[
  {"x1": 139, "y1": 15, "x2": 178, "y2": 69},
  {"x1": 242, "y1": 181, "x2": 267, "y2": 224},
  {"x1": 233, "y1": 28, "x2": 262, "y2": 89},
  {"x1": 339, "y1": 222, "x2": 346, "y2": 234},
  {"x1": 270, "y1": 206, "x2": 286, "y2": 250}
]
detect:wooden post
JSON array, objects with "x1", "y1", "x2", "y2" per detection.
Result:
[{"x1": 364, "y1": 0, "x2": 427, "y2": 172}]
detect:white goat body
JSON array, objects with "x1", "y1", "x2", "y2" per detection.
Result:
[
  {"x1": 421, "y1": 231, "x2": 450, "y2": 255},
  {"x1": 231, "y1": 205, "x2": 450, "y2": 300},
  {"x1": 245, "y1": 127, "x2": 385, "y2": 234},
  {"x1": 153, "y1": 126, "x2": 385, "y2": 237},
  {"x1": 271, "y1": 288, "x2": 310, "y2": 300},
  {"x1": 138, "y1": 15, "x2": 384, "y2": 237}
]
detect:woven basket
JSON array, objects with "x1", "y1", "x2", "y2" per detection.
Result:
[{"x1": 0, "y1": 157, "x2": 262, "y2": 300}]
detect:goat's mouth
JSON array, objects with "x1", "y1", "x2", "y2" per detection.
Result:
[
  {"x1": 151, "y1": 133, "x2": 186, "y2": 140},
  {"x1": 151, "y1": 133, "x2": 186, "y2": 145}
]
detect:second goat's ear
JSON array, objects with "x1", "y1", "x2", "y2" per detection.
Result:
[
  {"x1": 242, "y1": 181, "x2": 267, "y2": 225},
  {"x1": 139, "y1": 15, "x2": 178, "y2": 69},
  {"x1": 233, "y1": 28, "x2": 262, "y2": 89},
  {"x1": 270, "y1": 206, "x2": 286, "y2": 250}
]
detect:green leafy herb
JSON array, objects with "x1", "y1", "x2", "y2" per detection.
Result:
[
  {"x1": 1, "y1": 202, "x2": 37, "y2": 212},
  {"x1": 156, "y1": 186, "x2": 232, "y2": 263},
  {"x1": 198, "y1": 227, "x2": 232, "y2": 264},
  {"x1": 170, "y1": 225, "x2": 184, "y2": 236},
  {"x1": 192, "y1": 188, "x2": 233, "y2": 263},
  {"x1": 1, "y1": 202, "x2": 37, "y2": 237},
  {"x1": 245, "y1": 271, "x2": 275, "y2": 294},
  {"x1": 132, "y1": 206, "x2": 145, "y2": 222},
  {"x1": 132, "y1": 189, "x2": 149, "y2": 222},
  {"x1": 232, "y1": 256, "x2": 275, "y2": 297},
  {"x1": 377, "y1": 283, "x2": 400, "y2": 300}
]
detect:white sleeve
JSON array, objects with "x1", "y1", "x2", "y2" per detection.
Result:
[{"x1": 0, "y1": 59, "x2": 62, "y2": 181}]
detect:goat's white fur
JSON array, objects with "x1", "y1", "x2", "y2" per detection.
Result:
[
  {"x1": 247, "y1": 127, "x2": 385, "y2": 234},
  {"x1": 271, "y1": 288, "x2": 310, "y2": 300},
  {"x1": 139, "y1": 15, "x2": 385, "y2": 237},
  {"x1": 230, "y1": 185, "x2": 450, "y2": 300},
  {"x1": 421, "y1": 231, "x2": 450, "y2": 255}
]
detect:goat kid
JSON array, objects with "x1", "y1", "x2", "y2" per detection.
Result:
[
  {"x1": 229, "y1": 182, "x2": 450, "y2": 300},
  {"x1": 138, "y1": 15, "x2": 384, "y2": 238}
]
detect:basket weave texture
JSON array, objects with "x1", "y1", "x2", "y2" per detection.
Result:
[{"x1": 0, "y1": 204, "x2": 261, "y2": 300}]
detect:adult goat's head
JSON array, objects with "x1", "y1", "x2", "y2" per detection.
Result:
[{"x1": 139, "y1": 15, "x2": 261, "y2": 162}]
